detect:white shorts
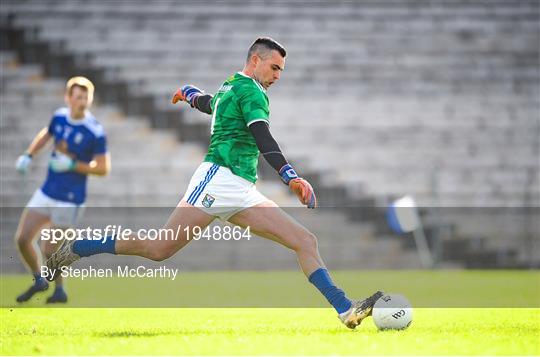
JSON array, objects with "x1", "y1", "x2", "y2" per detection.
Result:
[
  {"x1": 27, "y1": 189, "x2": 85, "y2": 227},
  {"x1": 181, "y1": 162, "x2": 268, "y2": 221}
]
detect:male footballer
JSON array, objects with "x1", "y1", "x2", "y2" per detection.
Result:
[
  {"x1": 14, "y1": 76, "x2": 110, "y2": 303},
  {"x1": 47, "y1": 38, "x2": 382, "y2": 328}
]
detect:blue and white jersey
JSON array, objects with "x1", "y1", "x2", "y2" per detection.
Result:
[{"x1": 41, "y1": 107, "x2": 107, "y2": 204}]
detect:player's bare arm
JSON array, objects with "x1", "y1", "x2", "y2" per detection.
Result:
[
  {"x1": 51, "y1": 139, "x2": 110, "y2": 176},
  {"x1": 49, "y1": 150, "x2": 110, "y2": 176},
  {"x1": 26, "y1": 127, "x2": 52, "y2": 156},
  {"x1": 15, "y1": 127, "x2": 52, "y2": 174},
  {"x1": 73, "y1": 153, "x2": 110, "y2": 176}
]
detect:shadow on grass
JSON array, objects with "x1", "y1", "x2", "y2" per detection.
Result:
[
  {"x1": 97, "y1": 330, "x2": 175, "y2": 337},
  {"x1": 97, "y1": 326, "x2": 349, "y2": 338}
]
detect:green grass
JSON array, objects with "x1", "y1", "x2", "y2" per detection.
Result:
[
  {"x1": 1, "y1": 308, "x2": 539, "y2": 355},
  {"x1": 2, "y1": 270, "x2": 539, "y2": 308},
  {"x1": 1, "y1": 271, "x2": 539, "y2": 355}
]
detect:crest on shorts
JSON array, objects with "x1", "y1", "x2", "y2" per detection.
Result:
[{"x1": 202, "y1": 194, "x2": 215, "y2": 208}]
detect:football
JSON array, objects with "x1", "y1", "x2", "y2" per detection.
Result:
[{"x1": 372, "y1": 293, "x2": 413, "y2": 330}]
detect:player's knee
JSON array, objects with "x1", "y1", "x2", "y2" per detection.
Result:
[
  {"x1": 16, "y1": 232, "x2": 33, "y2": 247},
  {"x1": 16, "y1": 237, "x2": 27, "y2": 249},
  {"x1": 146, "y1": 246, "x2": 175, "y2": 262},
  {"x1": 296, "y1": 232, "x2": 318, "y2": 253}
]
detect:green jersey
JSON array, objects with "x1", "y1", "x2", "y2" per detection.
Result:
[{"x1": 204, "y1": 72, "x2": 269, "y2": 183}]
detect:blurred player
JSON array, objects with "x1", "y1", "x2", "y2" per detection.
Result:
[
  {"x1": 14, "y1": 76, "x2": 110, "y2": 303},
  {"x1": 47, "y1": 38, "x2": 382, "y2": 328}
]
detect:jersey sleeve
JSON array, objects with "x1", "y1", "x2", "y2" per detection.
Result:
[
  {"x1": 47, "y1": 115, "x2": 58, "y2": 135},
  {"x1": 237, "y1": 85, "x2": 269, "y2": 127},
  {"x1": 93, "y1": 134, "x2": 107, "y2": 155}
]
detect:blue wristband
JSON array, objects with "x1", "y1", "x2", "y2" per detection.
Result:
[
  {"x1": 182, "y1": 85, "x2": 203, "y2": 106},
  {"x1": 279, "y1": 164, "x2": 298, "y2": 185}
]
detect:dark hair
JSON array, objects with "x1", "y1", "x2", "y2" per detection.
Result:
[{"x1": 246, "y1": 37, "x2": 286, "y2": 62}]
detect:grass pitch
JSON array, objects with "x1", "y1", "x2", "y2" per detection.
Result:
[
  {"x1": 1, "y1": 271, "x2": 539, "y2": 355},
  {"x1": 1, "y1": 308, "x2": 539, "y2": 355}
]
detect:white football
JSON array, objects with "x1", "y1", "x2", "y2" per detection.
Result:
[{"x1": 372, "y1": 293, "x2": 413, "y2": 330}]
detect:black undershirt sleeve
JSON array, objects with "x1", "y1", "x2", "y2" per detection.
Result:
[
  {"x1": 193, "y1": 94, "x2": 213, "y2": 115},
  {"x1": 248, "y1": 120, "x2": 288, "y2": 172}
]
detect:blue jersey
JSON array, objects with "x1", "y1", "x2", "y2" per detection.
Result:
[{"x1": 41, "y1": 107, "x2": 107, "y2": 204}]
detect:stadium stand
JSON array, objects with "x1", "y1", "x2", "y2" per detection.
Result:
[
  {"x1": 1, "y1": 0, "x2": 538, "y2": 269},
  {"x1": 2, "y1": 55, "x2": 422, "y2": 272}
]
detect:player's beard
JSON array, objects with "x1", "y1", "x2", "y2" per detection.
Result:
[{"x1": 253, "y1": 74, "x2": 268, "y2": 89}]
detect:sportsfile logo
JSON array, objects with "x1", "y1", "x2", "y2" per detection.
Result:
[
  {"x1": 40, "y1": 224, "x2": 252, "y2": 243},
  {"x1": 40, "y1": 225, "x2": 173, "y2": 244}
]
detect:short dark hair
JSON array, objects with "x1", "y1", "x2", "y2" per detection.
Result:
[{"x1": 246, "y1": 37, "x2": 286, "y2": 62}]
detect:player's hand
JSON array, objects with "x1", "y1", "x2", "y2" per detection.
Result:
[
  {"x1": 49, "y1": 152, "x2": 76, "y2": 172},
  {"x1": 15, "y1": 153, "x2": 32, "y2": 175},
  {"x1": 279, "y1": 164, "x2": 317, "y2": 209},
  {"x1": 172, "y1": 85, "x2": 203, "y2": 107},
  {"x1": 289, "y1": 178, "x2": 317, "y2": 209}
]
